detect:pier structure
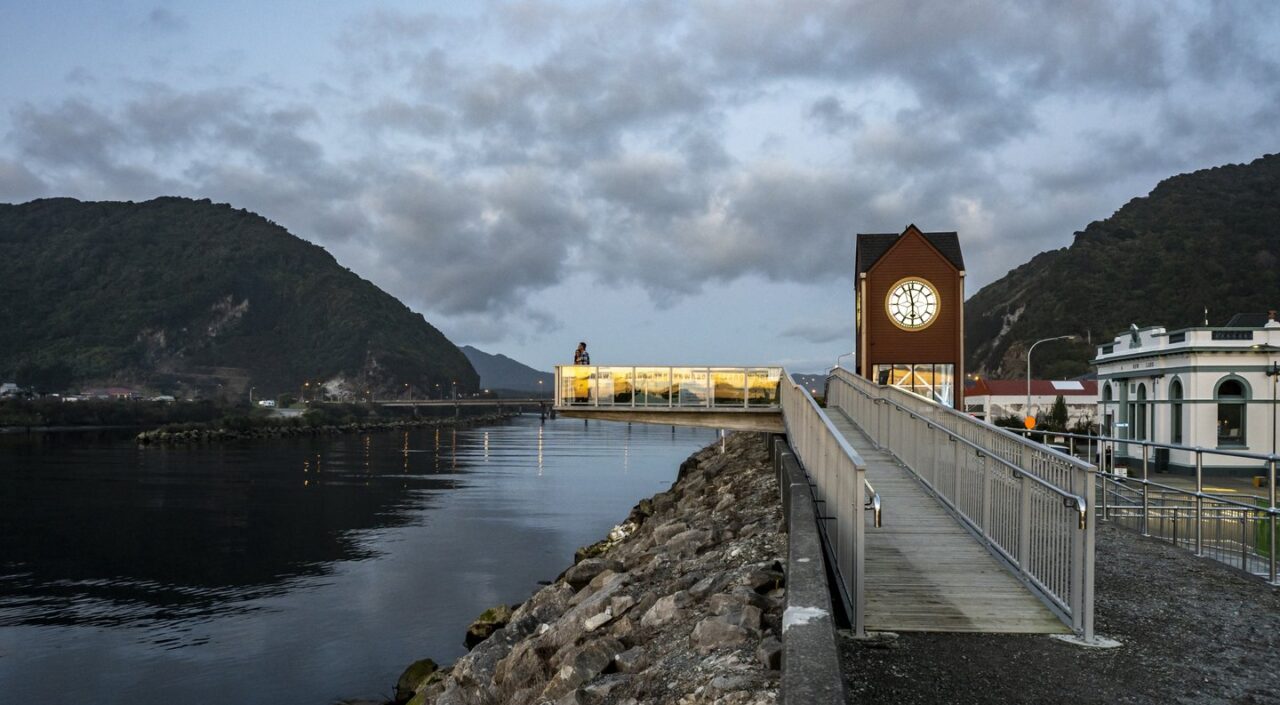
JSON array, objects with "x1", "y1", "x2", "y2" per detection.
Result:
[{"x1": 554, "y1": 363, "x2": 1095, "y2": 641}]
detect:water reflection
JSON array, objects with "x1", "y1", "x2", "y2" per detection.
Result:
[
  {"x1": 0, "y1": 431, "x2": 458, "y2": 628},
  {"x1": 0, "y1": 418, "x2": 715, "y2": 704}
]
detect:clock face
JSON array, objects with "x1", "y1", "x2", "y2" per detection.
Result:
[{"x1": 885, "y1": 278, "x2": 940, "y2": 330}]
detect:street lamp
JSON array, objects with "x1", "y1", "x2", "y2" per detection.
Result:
[
  {"x1": 1254, "y1": 344, "x2": 1280, "y2": 456},
  {"x1": 538, "y1": 379, "x2": 544, "y2": 398},
  {"x1": 1026, "y1": 335, "x2": 1076, "y2": 426},
  {"x1": 249, "y1": 386, "x2": 255, "y2": 405}
]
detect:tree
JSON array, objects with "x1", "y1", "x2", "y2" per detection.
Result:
[{"x1": 1046, "y1": 394, "x2": 1070, "y2": 432}]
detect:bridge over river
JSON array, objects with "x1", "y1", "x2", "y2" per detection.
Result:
[{"x1": 554, "y1": 364, "x2": 1096, "y2": 641}]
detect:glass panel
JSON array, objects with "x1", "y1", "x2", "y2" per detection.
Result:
[
  {"x1": 633, "y1": 367, "x2": 673, "y2": 407},
  {"x1": 872, "y1": 363, "x2": 954, "y2": 406},
  {"x1": 560, "y1": 366, "x2": 594, "y2": 405},
  {"x1": 1217, "y1": 403, "x2": 1244, "y2": 445},
  {"x1": 711, "y1": 369, "x2": 747, "y2": 407},
  {"x1": 1172, "y1": 403, "x2": 1183, "y2": 444},
  {"x1": 746, "y1": 368, "x2": 782, "y2": 407},
  {"x1": 674, "y1": 368, "x2": 710, "y2": 407},
  {"x1": 932, "y1": 364, "x2": 955, "y2": 407},
  {"x1": 595, "y1": 367, "x2": 634, "y2": 405}
]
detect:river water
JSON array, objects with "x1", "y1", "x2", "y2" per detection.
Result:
[{"x1": 0, "y1": 415, "x2": 715, "y2": 703}]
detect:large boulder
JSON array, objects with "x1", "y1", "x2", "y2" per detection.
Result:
[{"x1": 465, "y1": 605, "x2": 514, "y2": 649}]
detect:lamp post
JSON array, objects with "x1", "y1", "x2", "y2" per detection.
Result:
[
  {"x1": 1026, "y1": 335, "x2": 1076, "y2": 426},
  {"x1": 1252, "y1": 343, "x2": 1280, "y2": 456}
]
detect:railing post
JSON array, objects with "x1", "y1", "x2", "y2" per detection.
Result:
[
  {"x1": 1017, "y1": 473, "x2": 1032, "y2": 569},
  {"x1": 1195, "y1": 449, "x2": 1204, "y2": 557},
  {"x1": 1241, "y1": 510, "x2": 1250, "y2": 572},
  {"x1": 1270, "y1": 456, "x2": 1277, "y2": 584},
  {"x1": 1142, "y1": 443, "x2": 1150, "y2": 536},
  {"x1": 1100, "y1": 442, "x2": 1110, "y2": 522},
  {"x1": 853, "y1": 464, "x2": 867, "y2": 638},
  {"x1": 981, "y1": 452, "x2": 992, "y2": 537}
]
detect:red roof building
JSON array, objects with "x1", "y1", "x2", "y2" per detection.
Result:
[{"x1": 964, "y1": 378, "x2": 1097, "y2": 424}]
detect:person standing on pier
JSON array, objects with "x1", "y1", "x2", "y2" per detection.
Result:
[{"x1": 574, "y1": 341, "x2": 590, "y2": 365}]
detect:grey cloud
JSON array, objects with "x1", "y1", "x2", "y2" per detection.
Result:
[
  {"x1": 359, "y1": 99, "x2": 452, "y2": 137},
  {"x1": 587, "y1": 153, "x2": 707, "y2": 219},
  {"x1": 336, "y1": 9, "x2": 453, "y2": 49},
  {"x1": 781, "y1": 320, "x2": 849, "y2": 344},
  {"x1": 0, "y1": 159, "x2": 47, "y2": 203},
  {"x1": 363, "y1": 167, "x2": 585, "y2": 315},
  {"x1": 807, "y1": 96, "x2": 862, "y2": 134},
  {"x1": 65, "y1": 67, "x2": 95, "y2": 86},
  {"x1": 12, "y1": 99, "x2": 125, "y2": 169},
  {"x1": 146, "y1": 8, "x2": 188, "y2": 32}
]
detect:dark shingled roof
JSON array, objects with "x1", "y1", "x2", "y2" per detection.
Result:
[{"x1": 856, "y1": 226, "x2": 964, "y2": 273}]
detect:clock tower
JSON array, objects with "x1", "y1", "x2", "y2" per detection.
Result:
[{"x1": 855, "y1": 225, "x2": 965, "y2": 408}]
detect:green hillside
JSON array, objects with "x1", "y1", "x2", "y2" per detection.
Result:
[
  {"x1": 0, "y1": 197, "x2": 477, "y2": 398},
  {"x1": 965, "y1": 153, "x2": 1280, "y2": 378}
]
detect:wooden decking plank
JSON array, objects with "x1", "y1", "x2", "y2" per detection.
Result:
[{"x1": 826, "y1": 406, "x2": 1069, "y2": 635}]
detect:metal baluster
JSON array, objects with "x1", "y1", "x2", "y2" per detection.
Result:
[
  {"x1": 1241, "y1": 509, "x2": 1250, "y2": 572},
  {"x1": 1271, "y1": 457, "x2": 1278, "y2": 584},
  {"x1": 1142, "y1": 444, "x2": 1150, "y2": 536},
  {"x1": 1195, "y1": 450, "x2": 1204, "y2": 556}
]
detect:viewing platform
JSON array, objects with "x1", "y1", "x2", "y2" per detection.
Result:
[
  {"x1": 553, "y1": 365, "x2": 784, "y2": 432},
  {"x1": 556, "y1": 363, "x2": 1097, "y2": 642}
]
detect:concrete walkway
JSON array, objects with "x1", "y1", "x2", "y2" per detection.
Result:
[{"x1": 827, "y1": 409, "x2": 1066, "y2": 634}]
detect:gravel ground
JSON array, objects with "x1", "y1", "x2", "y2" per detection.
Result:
[{"x1": 840, "y1": 523, "x2": 1280, "y2": 705}]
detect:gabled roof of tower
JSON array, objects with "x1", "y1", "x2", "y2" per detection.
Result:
[{"x1": 856, "y1": 225, "x2": 964, "y2": 274}]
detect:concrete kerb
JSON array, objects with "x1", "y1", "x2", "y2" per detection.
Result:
[{"x1": 773, "y1": 436, "x2": 848, "y2": 704}]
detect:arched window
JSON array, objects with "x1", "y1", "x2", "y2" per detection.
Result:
[
  {"x1": 1100, "y1": 383, "x2": 1114, "y2": 436},
  {"x1": 1216, "y1": 378, "x2": 1247, "y2": 446},
  {"x1": 1170, "y1": 379, "x2": 1184, "y2": 445},
  {"x1": 1135, "y1": 384, "x2": 1148, "y2": 441}
]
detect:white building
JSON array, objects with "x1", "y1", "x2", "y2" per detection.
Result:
[
  {"x1": 964, "y1": 378, "x2": 1098, "y2": 426},
  {"x1": 1093, "y1": 316, "x2": 1280, "y2": 476}
]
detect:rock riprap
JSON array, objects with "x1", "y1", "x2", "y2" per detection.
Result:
[{"x1": 388, "y1": 432, "x2": 784, "y2": 705}]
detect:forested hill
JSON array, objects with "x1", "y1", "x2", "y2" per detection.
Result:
[
  {"x1": 460, "y1": 346, "x2": 553, "y2": 394},
  {"x1": 0, "y1": 197, "x2": 477, "y2": 398},
  {"x1": 965, "y1": 153, "x2": 1280, "y2": 379}
]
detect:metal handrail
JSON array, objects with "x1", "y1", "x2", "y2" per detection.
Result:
[
  {"x1": 865, "y1": 478, "x2": 882, "y2": 528},
  {"x1": 1017, "y1": 427, "x2": 1279, "y2": 583},
  {"x1": 873, "y1": 390, "x2": 1090, "y2": 529},
  {"x1": 779, "y1": 371, "x2": 873, "y2": 637},
  {"x1": 826, "y1": 367, "x2": 1095, "y2": 639}
]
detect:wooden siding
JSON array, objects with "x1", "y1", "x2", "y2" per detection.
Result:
[{"x1": 857, "y1": 226, "x2": 965, "y2": 406}]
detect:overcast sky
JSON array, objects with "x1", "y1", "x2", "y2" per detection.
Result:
[{"x1": 2, "y1": 1, "x2": 1278, "y2": 373}]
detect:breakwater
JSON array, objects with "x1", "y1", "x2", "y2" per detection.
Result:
[
  {"x1": 377, "y1": 432, "x2": 784, "y2": 705},
  {"x1": 135, "y1": 411, "x2": 515, "y2": 445}
]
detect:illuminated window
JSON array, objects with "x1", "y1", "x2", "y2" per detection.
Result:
[
  {"x1": 872, "y1": 363, "x2": 955, "y2": 406},
  {"x1": 1216, "y1": 378, "x2": 1247, "y2": 446}
]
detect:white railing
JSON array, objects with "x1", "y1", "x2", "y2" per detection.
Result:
[
  {"x1": 554, "y1": 365, "x2": 782, "y2": 410},
  {"x1": 1015, "y1": 428, "x2": 1279, "y2": 584},
  {"x1": 779, "y1": 372, "x2": 877, "y2": 637},
  {"x1": 827, "y1": 367, "x2": 1095, "y2": 639}
]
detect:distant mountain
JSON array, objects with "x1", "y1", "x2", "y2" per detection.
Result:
[
  {"x1": 461, "y1": 346, "x2": 553, "y2": 395},
  {"x1": 965, "y1": 153, "x2": 1280, "y2": 379},
  {"x1": 0, "y1": 197, "x2": 477, "y2": 398}
]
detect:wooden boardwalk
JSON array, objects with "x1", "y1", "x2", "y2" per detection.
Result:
[{"x1": 828, "y1": 409, "x2": 1067, "y2": 634}]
